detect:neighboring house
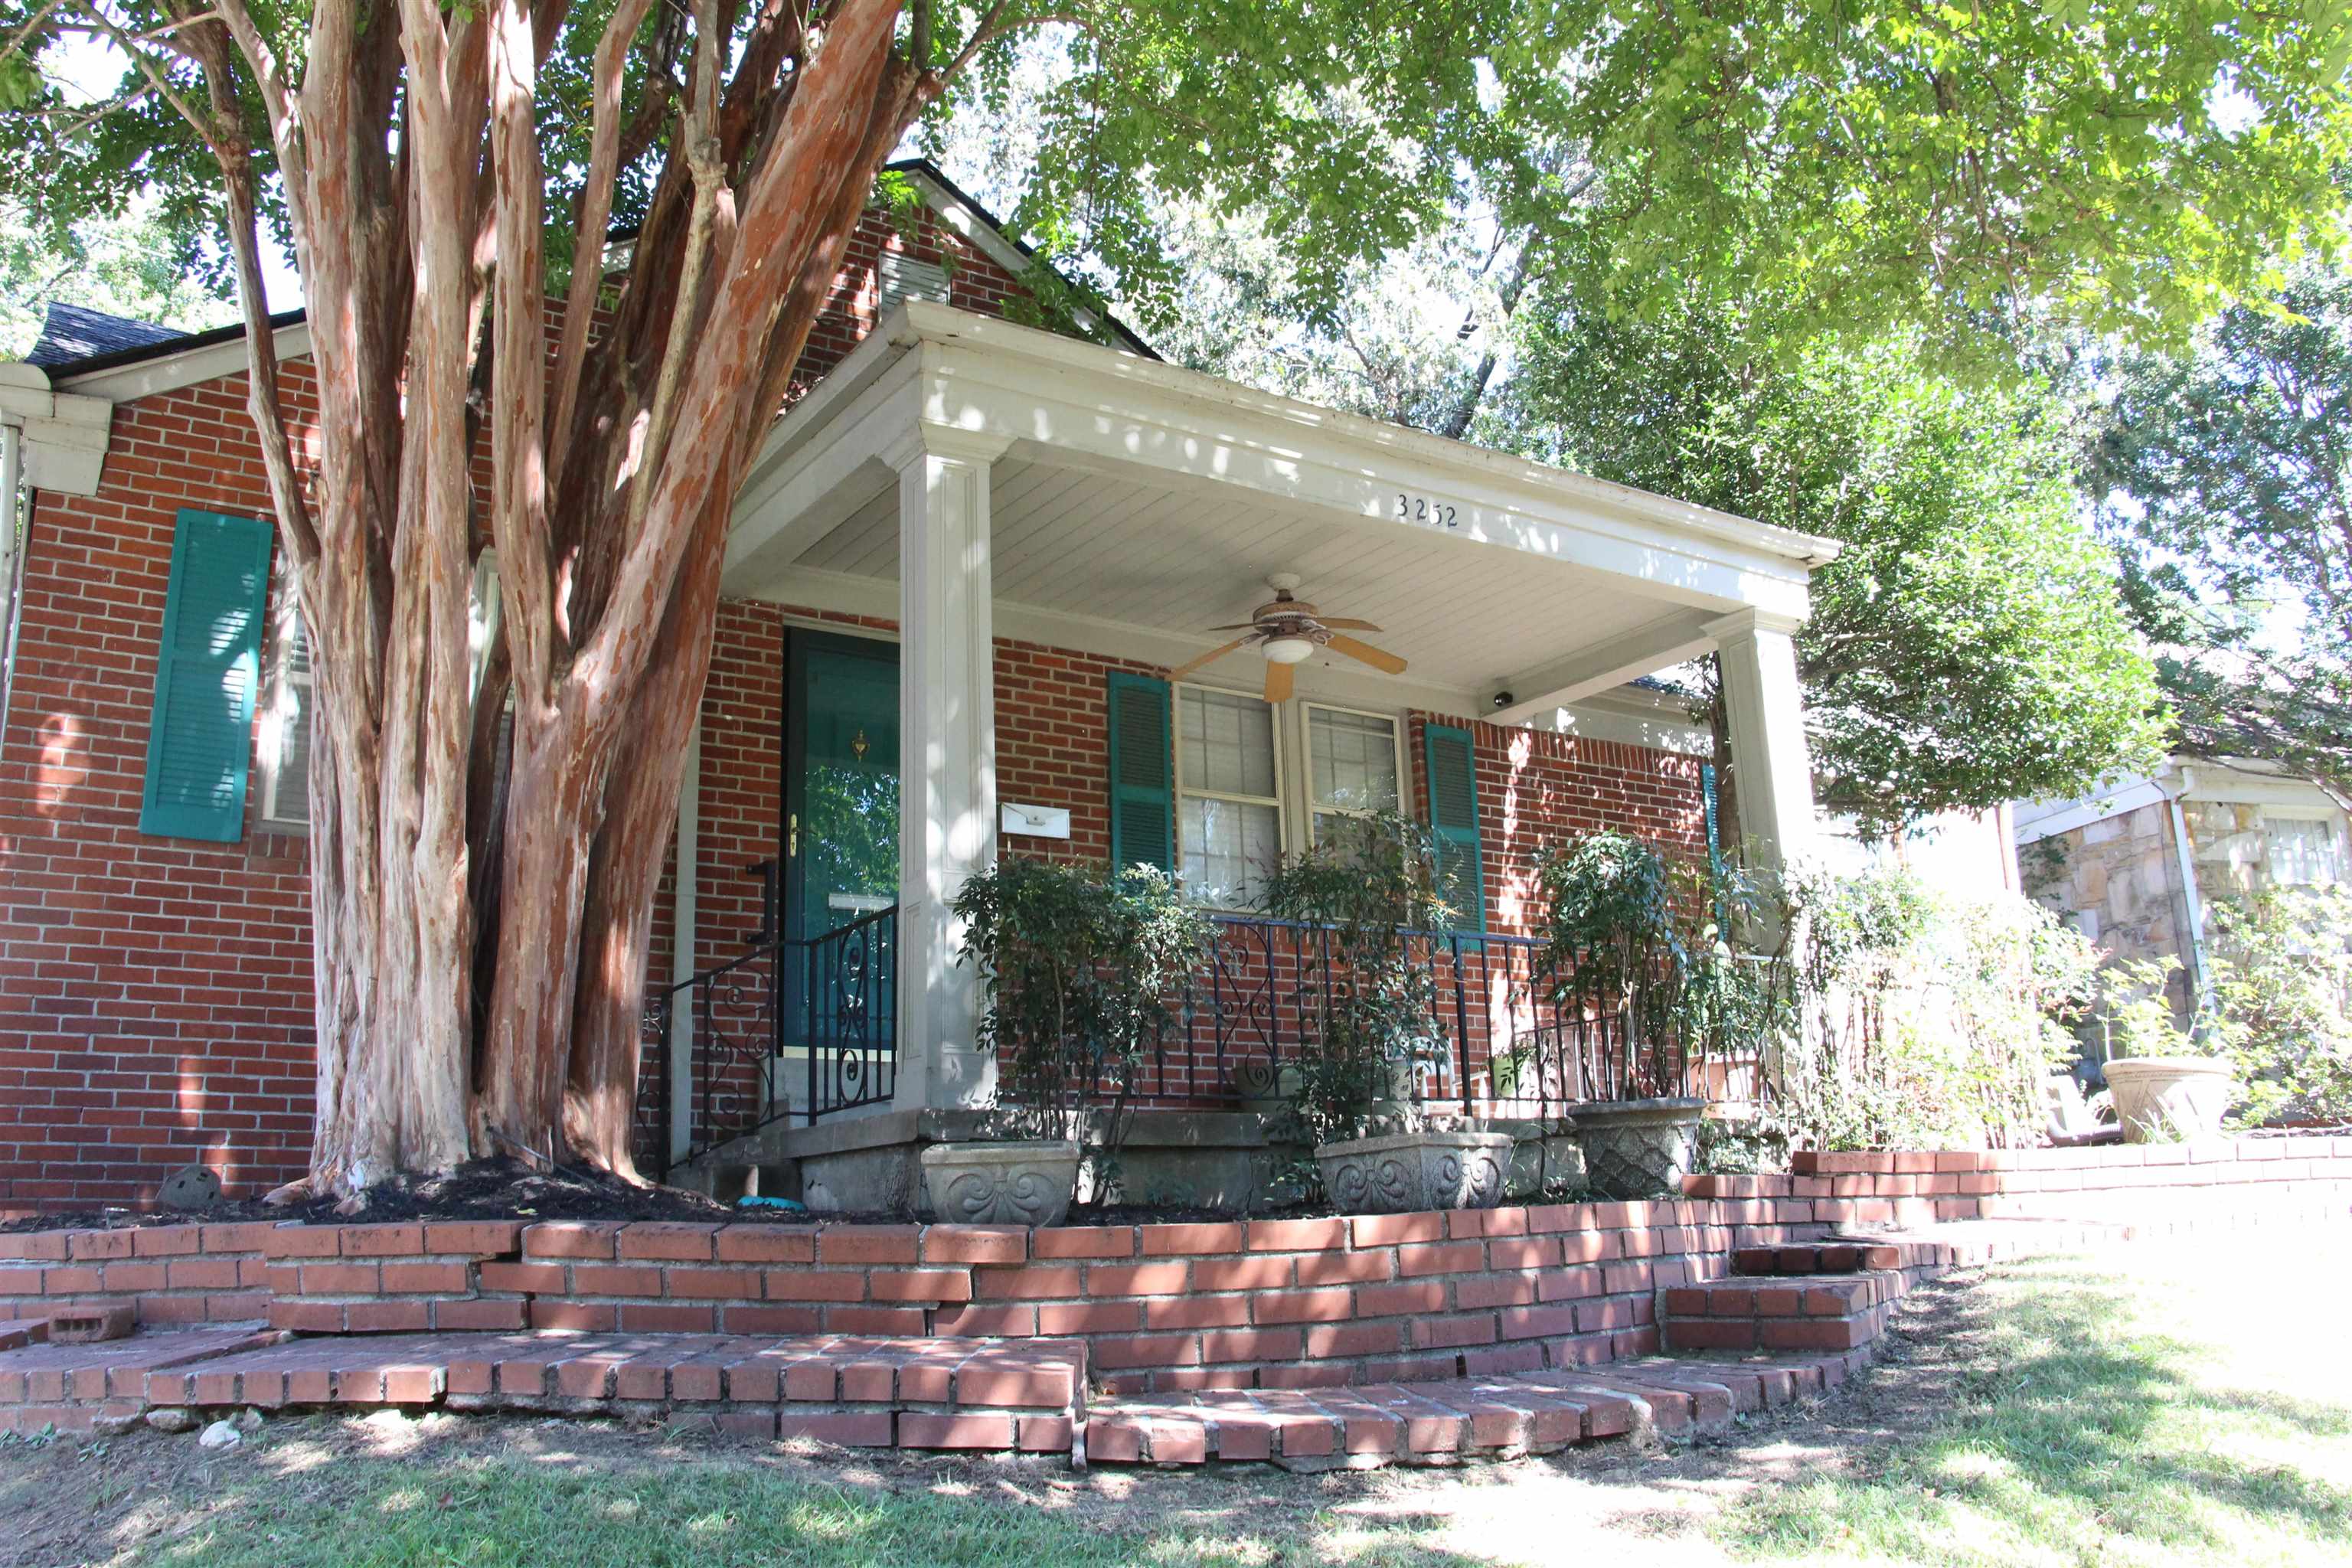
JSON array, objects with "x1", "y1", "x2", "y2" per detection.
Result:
[
  {"x1": 2016, "y1": 755, "x2": 2352, "y2": 1008},
  {"x1": 0, "y1": 162, "x2": 1834, "y2": 1207}
]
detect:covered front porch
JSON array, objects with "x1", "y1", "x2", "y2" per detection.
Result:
[{"x1": 642, "y1": 301, "x2": 1833, "y2": 1189}]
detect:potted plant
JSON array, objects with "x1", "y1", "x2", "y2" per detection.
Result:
[
  {"x1": 944, "y1": 858, "x2": 1213, "y2": 1222},
  {"x1": 1265, "y1": 812, "x2": 1511, "y2": 1213},
  {"x1": 1536, "y1": 832, "x2": 1750, "y2": 1197},
  {"x1": 2098, "y1": 958, "x2": 2238, "y2": 1142}
]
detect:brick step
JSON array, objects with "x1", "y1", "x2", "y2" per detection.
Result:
[
  {"x1": 0, "y1": 1328, "x2": 1083, "y2": 1455},
  {"x1": 0, "y1": 1320, "x2": 48, "y2": 1352},
  {"x1": 1730, "y1": 1241, "x2": 1910, "y2": 1276},
  {"x1": 1662, "y1": 1268, "x2": 1906, "y2": 1354},
  {"x1": 1087, "y1": 1349, "x2": 1868, "y2": 1468}
]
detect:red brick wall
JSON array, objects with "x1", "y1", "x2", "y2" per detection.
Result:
[
  {"x1": 1406, "y1": 716, "x2": 1709, "y2": 942},
  {"x1": 0, "y1": 368, "x2": 324, "y2": 1209},
  {"x1": 7, "y1": 1141, "x2": 2346, "y2": 1405}
]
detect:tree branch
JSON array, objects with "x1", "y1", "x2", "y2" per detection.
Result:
[{"x1": 550, "y1": 0, "x2": 657, "y2": 482}]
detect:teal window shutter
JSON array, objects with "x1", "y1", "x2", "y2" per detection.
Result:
[
  {"x1": 1423, "y1": 722, "x2": 1485, "y2": 933},
  {"x1": 1106, "y1": 671, "x2": 1174, "y2": 876},
  {"x1": 141, "y1": 508, "x2": 274, "y2": 841}
]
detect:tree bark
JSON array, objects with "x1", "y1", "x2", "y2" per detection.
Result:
[{"x1": 127, "y1": 0, "x2": 969, "y2": 1197}]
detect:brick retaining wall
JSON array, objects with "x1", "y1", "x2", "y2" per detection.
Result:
[{"x1": 5, "y1": 1136, "x2": 2346, "y2": 1394}]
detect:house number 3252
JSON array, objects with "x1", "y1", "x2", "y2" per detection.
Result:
[{"x1": 1396, "y1": 493, "x2": 1459, "y2": 529}]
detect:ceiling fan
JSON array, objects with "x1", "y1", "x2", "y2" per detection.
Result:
[{"x1": 1170, "y1": 573, "x2": 1408, "y2": 703}]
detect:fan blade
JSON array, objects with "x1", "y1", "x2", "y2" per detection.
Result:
[
  {"x1": 1263, "y1": 658, "x2": 1295, "y2": 703},
  {"x1": 1206, "y1": 622, "x2": 1263, "y2": 632},
  {"x1": 1327, "y1": 634, "x2": 1407, "y2": 675},
  {"x1": 1317, "y1": 618, "x2": 1384, "y2": 632},
  {"x1": 1168, "y1": 636, "x2": 1254, "y2": 681}
]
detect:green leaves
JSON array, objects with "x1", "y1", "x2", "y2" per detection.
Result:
[
  {"x1": 2086, "y1": 264, "x2": 2352, "y2": 795},
  {"x1": 1506, "y1": 305, "x2": 2169, "y2": 832}
]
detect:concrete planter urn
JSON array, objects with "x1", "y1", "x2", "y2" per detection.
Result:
[
  {"x1": 2103, "y1": 1057, "x2": 2236, "y2": 1143},
  {"x1": 1314, "y1": 1129, "x2": 1513, "y2": 1214},
  {"x1": 1573, "y1": 1097, "x2": 1706, "y2": 1200},
  {"x1": 1233, "y1": 1058, "x2": 1302, "y2": 1116},
  {"x1": 917, "y1": 1140, "x2": 1080, "y2": 1227}
]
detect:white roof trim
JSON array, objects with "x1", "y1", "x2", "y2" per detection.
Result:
[
  {"x1": 886, "y1": 299, "x2": 1841, "y2": 574},
  {"x1": 51, "y1": 318, "x2": 312, "y2": 404},
  {"x1": 0, "y1": 365, "x2": 114, "y2": 496}
]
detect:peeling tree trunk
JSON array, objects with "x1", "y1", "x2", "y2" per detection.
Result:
[{"x1": 130, "y1": 0, "x2": 981, "y2": 1200}]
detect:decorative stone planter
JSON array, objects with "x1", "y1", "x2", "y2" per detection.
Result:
[
  {"x1": 1233, "y1": 1058, "x2": 1302, "y2": 1116},
  {"x1": 1573, "y1": 1097, "x2": 1706, "y2": 1200},
  {"x1": 916, "y1": 1140, "x2": 1080, "y2": 1227},
  {"x1": 2102, "y1": 1057, "x2": 2236, "y2": 1143},
  {"x1": 1314, "y1": 1129, "x2": 1513, "y2": 1214}
]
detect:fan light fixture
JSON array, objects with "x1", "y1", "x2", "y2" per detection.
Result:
[
  {"x1": 1262, "y1": 635, "x2": 1314, "y2": 665},
  {"x1": 1169, "y1": 573, "x2": 1410, "y2": 703}
]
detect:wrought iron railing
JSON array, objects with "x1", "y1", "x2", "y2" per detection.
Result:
[
  {"x1": 632, "y1": 904, "x2": 1766, "y2": 1178},
  {"x1": 1122, "y1": 916, "x2": 1766, "y2": 1118},
  {"x1": 635, "y1": 903, "x2": 897, "y2": 1178}
]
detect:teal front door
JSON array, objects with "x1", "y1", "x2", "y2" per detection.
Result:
[{"x1": 782, "y1": 630, "x2": 899, "y2": 1111}]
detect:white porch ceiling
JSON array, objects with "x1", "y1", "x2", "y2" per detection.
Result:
[{"x1": 783, "y1": 454, "x2": 1662, "y2": 699}]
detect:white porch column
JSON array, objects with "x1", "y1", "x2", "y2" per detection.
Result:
[
  {"x1": 1706, "y1": 608, "x2": 1817, "y2": 868},
  {"x1": 889, "y1": 426, "x2": 1011, "y2": 1109}
]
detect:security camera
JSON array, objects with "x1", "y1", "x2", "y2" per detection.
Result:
[{"x1": 1491, "y1": 691, "x2": 1514, "y2": 710}]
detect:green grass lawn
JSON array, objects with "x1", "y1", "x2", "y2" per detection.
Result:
[
  {"x1": 1713, "y1": 1245, "x2": 2352, "y2": 1566},
  {"x1": 4, "y1": 1236, "x2": 2347, "y2": 1566}
]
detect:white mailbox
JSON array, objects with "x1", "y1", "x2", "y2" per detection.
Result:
[{"x1": 1000, "y1": 803, "x2": 1072, "y2": 840}]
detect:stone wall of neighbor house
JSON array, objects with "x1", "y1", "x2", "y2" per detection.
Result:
[
  {"x1": 3, "y1": 1138, "x2": 2343, "y2": 1399},
  {"x1": 0, "y1": 207, "x2": 1031, "y2": 1210},
  {"x1": 2021, "y1": 802, "x2": 2194, "y2": 979}
]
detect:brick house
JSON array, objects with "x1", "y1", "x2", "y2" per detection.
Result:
[{"x1": 0, "y1": 162, "x2": 1834, "y2": 1210}]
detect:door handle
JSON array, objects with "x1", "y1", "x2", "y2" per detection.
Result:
[{"x1": 789, "y1": 812, "x2": 799, "y2": 858}]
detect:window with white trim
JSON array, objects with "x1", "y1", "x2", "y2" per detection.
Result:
[
  {"x1": 1176, "y1": 685, "x2": 1285, "y2": 909},
  {"x1": 2265, "y1": 813, "x2": 2350, "y2": 887},
  {"x1": 1304, "y1": 703, "x2": 1403, "y2": 843},
  {"x1": 258, "y1": 553, "x2": 505, "y2": 831},
  {"x1": 257, "y1": 612, "x2": 313, "y2": 830}
]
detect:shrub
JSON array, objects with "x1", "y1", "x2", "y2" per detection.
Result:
[
  {"x1": 1774, "y1": 867, "x2": 2096, "y2": 1151},
  {"x1": 1259, "y1": 811, "x2": 1453, "y2": 1146},
  {"x1": 952, "y1": 858, "x2": 1214, "y2": 1187},
  {"x1": 1534, "y1": 832, "x2": 1792, "y2": 1100},
  {"x1": 2196, "y1": 888, "x2": 2352, "y2": 1126}
]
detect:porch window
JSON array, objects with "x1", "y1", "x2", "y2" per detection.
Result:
[
  {"x1": 1176, "y1": 685, "x2": 1284, "y2": 908},
  {"x1": 2265, "y1": 814, "x2": 2350, "y2": 887},
  {"x1": 1304, "y1": 704, "x2": 1402, "y2": 841}
]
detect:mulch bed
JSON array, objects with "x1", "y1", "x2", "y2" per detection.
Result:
[
  {"x1": 0, "y1": 1158, "x2": 1339, "y2": 1233},
  {"x1": 2, "y1": 1160, "x2": 799, "y2": 1233}
]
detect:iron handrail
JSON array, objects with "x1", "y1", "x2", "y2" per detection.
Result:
[{"x1": 636, "y1": 901, "x2": 899, "y2": 1179}]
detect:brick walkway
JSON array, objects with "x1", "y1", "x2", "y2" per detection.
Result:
[{"x1": 0, "y1": 1315, "x2": 1876, "y2": 1468}]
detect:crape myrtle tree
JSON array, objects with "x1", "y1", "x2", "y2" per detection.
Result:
[{"x1": 0, "y1": 2, "x2": 2344, "y2": 1200}]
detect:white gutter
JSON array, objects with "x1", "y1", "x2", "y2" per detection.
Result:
[
  {"x1": 0, "y1": 422, "x2": 21, "y2": 755},
  {"x1": 2156, "y1": 768, "x2": 2212, "y2": 1009}
]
